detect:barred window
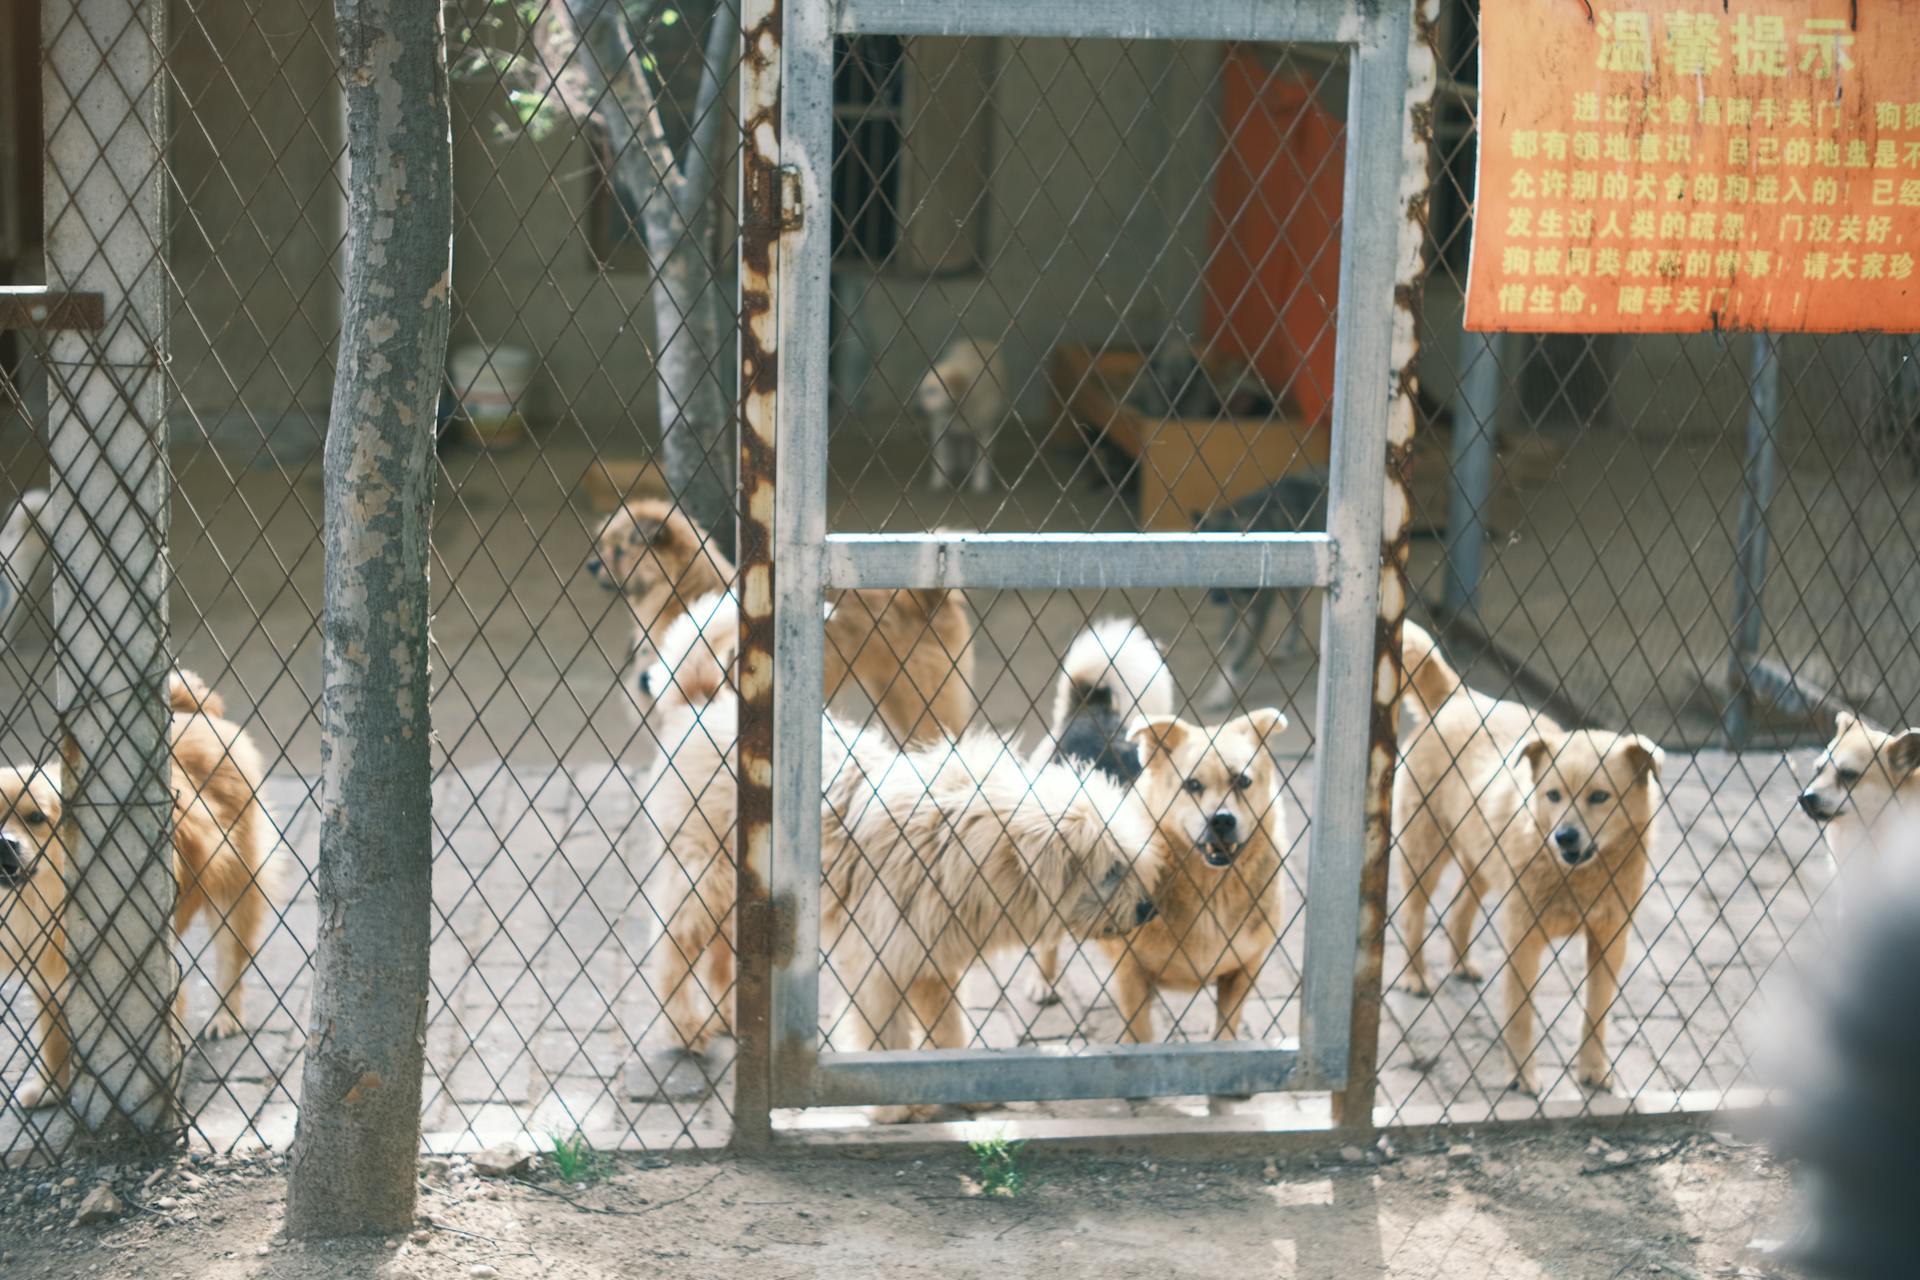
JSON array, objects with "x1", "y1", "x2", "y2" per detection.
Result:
[
  {"x1": 832, "y1": 35, "x2": 992, "y2": 277},
  {"x1": 833, "y1": 36, "x2": 906, "y2": 265}
]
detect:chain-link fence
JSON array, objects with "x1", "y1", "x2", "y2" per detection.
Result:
[
  {"x1": 0, "y1": 0, "x2": 1911, "y2": 1164},
  {"x1": 1382, "y1": 0, "x2": 1916, "y2": 1127}
]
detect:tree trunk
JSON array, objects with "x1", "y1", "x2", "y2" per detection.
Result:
[
  {"x1": 563, "y1": 0, "x2": 737, "y2": 559},
  {"x1": 287, "y1": 0, "x2": 451, "y2": 1238}
]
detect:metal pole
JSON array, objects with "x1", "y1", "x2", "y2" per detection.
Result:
[
  {"x1": 1722, "y1": 333, "x2": 1781, "y2": 749},
  {"x1": 41, "y1": 0, "x2": 178, "y2": 1144},
  {"x1": 1330, "y1": 0, "x2": 1434, "y2": 1133},
  {"x1": 1302, "y1": 0, "x2": 1414, "y2": 1095},
  {"x1": 1441, "y1": 325, "x2": 1507, "y2": 618}
]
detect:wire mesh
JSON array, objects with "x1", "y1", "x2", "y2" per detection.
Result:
[
  {"x1": 0, "y1": 0, "x2": 1909, "y2": 1162},
  {"x1": 1379, "y1": 0, "x2": 1919, "y2": 1128},
  {"x1": 4, "y1": 0, "x2": 754, "y2": 1158}
]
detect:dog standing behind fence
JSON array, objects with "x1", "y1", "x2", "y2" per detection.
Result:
[
  {"x1": 1798, "y1": 710, "x2": 1919, "y2": 871},
  {"x1": 915, "y1": 337, "x2": 1007, "y2": 494},
  {"x1": 1103, "y1": 707, "x2": 1289, "y2": 1046},
  {"x1": 589, "y1": 498, "x2": 975, "y2": 747},
  {"x1": 1395, "y1": 622, "x2": 1663, "y2": 1096},
  {"x1": 0, "y1": 671, "x2": 278, "y2": 1107}
]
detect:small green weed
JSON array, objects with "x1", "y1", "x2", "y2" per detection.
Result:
[
  {"x1": 969, "y1": 1133, "x2": 1031, "y2": 1198},
  {"x1": 548, "y1": 1130, "x2": 610, "y2": 1184}
]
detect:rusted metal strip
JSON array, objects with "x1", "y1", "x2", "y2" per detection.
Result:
[
  {"x1": 0, "y1": 286, "x2": 106, "y2": 332},
  {"x1": 733, "y1": 0, "x2": 783, "y2": 1148},
  {"x1": 1332, "y1": 0, "x2": 1440, "y2": 1135}
]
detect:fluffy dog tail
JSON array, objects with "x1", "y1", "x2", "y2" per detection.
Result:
[
  {"x1": 169, "y1": 668, "x2": 226, "y2": 719},
  {"x1": 1050, "y1": 618, "x2": 1174, "y2": 739},
  {"x1": 1400, "y1": 621, "x2": 1460, "y2": 719}
]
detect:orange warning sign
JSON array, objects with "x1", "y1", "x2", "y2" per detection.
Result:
[{"x1": 1466, "y1": 0, "x2": 1920, "y2": 333}]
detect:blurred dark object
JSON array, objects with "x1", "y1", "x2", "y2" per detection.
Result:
[{"x1": 1774, "y1": 871, "x2": 1920, "y2": 1279}]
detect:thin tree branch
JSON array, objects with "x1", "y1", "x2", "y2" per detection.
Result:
[
  {"x1": 556, "y1": 0, "x2": 688, "y2": 225},
  {"x1": 678, "y1": 0, "x2": 738, "y2": 208}
]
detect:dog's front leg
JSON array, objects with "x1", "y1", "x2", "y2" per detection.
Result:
[
  {"x1": 1502, "y1": 924, "x2": 1548, "y2": 1096},
  {"x1": 1024, "y1": 941, "x2": 1064, "y2": 1007},
  {"x1": 1213, "y1": 968, "x2": 1251, "y2": 1041},
  {"x1": 928, "y1": 414, "x2": 955, "y2": 491},
  {"x1": 1577, "y1": 921, "x2": 1627, "y2": 1091},
  {"x1": 18, "y1": 981, "x2": 69, "y2": 1108},
  {"x1": 967, "y1": 420, "x2": 995, "y2": 494},
  {"x1": 1446, "y1": 871, "x2": 1488, "y2": 983},
  {"x1": 1398, "y1": 854, "x2": 1437, "y2": 996},
  {"x1": 1112, "y1": 953, "x2": 1156, "y2": 1044},
  {"x1": 867, "y1": 975, "x2": 968, "y2": 1125}
]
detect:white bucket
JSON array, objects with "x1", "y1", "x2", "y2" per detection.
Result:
[{"x1": 449, "y1": 344, "x2": 534, "y2": 447}]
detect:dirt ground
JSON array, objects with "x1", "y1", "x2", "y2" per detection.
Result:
[{"x1": 0, "y1": 1126, "x2": 1802, "y2": 1280}]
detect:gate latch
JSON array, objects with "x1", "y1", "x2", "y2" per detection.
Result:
[{"x1": 746, "y1": 161, "x2": 804, "y2": 234}]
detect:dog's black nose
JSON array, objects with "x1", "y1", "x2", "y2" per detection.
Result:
[
  {"x1": 586, "y1": 557, "x2": 604, "y2": 578},
  {"x1": 1134, "y1": 898, "x2": 1158, "y2": 927},
  {"x1": 1798, "y1": 791, "x2": 1828, "y2": 820},
  {"x1": 1553, "y1": 825, "x2": 1583, "y2": 852},
  {"x1": 1210, "y1": 811, "x2": 1238, "y2": 837},
  {"x1": 637, "y1": 669, "x2": 654, "y2": 698},
  {"x1": 0, "y1": 834, "x2": 22, "y2": 878}
]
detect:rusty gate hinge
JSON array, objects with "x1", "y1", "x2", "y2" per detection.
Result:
[{"x1": 745, "y1": 161, "x2": 803, "y2": 234}]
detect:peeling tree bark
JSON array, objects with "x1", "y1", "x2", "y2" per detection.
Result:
[
  {"x1": 287, "y1": 0, "x2": 451, "y2": 1238},
  {"x1": 559, "y1": 0, "x2": 737, "y2": 560}
]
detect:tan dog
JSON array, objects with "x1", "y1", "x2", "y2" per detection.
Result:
[
  {"x1": 1, "y1": 671, "x2": 276, "y2": 1107},
  {"x1": 1102, "y1": 710, "x2": 1287, "y2": 1044},
  {"x1": 649, "y1": 710, "x2": 1166, "y2": 1123},
  {"x1": 1798, "y1": 711, "x2": 1919, "y2": 867},
  {"x1": 1395, "y1": 623, "x2": 1662, "y2": 1095},
  {"x1": 824, "y1": 728, "x2": 1163, "y2": 1100},
  {"x1": 588, "y1": 497, "x2": 974, "y2": 745}
]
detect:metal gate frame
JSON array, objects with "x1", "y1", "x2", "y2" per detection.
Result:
[{"x1": 733, "y1": 0, "x2": 1419, "y2": 1135}]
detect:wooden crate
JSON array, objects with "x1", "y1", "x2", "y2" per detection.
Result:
[
  {"x1": 1048, "y1": 344, "x2": 1329, "y2": 531},
  {"x1": 1051, "y1": 343, "x2": 1561, "y2": 536}
]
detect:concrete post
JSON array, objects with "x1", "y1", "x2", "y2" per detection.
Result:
[{"x1": 41, "y1": 0, "x2": 179, "y2": 1144}]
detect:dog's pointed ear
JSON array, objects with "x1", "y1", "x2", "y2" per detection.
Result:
[
  {"x1": 1833, "y1": 709, "x2": 1859, "y2": 736},
  {"x1": 1128, "y1": 715, "x2": 1191, "y2": 766},
  {"x1": 1233, "y1": 708, "x2": 1288, "y2": 745},
  {"x1": 1620, "y1": 735, "x2": 1664, "y2": 784},
  {"x1": 1513, "y1": 735, "x2": 1557, "y2": 785},
  {"x1": 1889, "y1": 729, "x2": 1920, "y2": 776}
]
